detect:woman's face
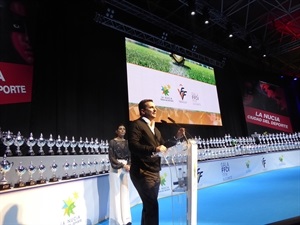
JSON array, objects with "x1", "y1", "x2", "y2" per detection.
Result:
[
  {"x1": 9, "y1": 0, "x2": 34, "y2": 64},
  {"x1": 116, "y1": 125, "x2": 126, "y2": 138}
]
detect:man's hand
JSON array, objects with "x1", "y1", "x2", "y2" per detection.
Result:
[
  {"x1": 176, "y1": 128, "x2": 186, "y2": 140},
  {"x1": 156, "y1": 145, "x2": 167, "y2": 152}
]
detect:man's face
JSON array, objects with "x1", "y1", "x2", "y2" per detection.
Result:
[{"x1": 142, "y1": 101, "x2": 157, "y2": 120}]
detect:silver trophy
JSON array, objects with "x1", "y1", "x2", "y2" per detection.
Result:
[
  {"x1": 89, "y1": 138, "x2": 95, "y2": 154},
  {"x1": 14, "y1": 131, "x2": 24, "y2": 156},
  {"x1": 70, "y1": 136, "x2": 77, "y2": 155},
  {"x1": 37, "y1": 161, "x2": 47, "y2": 184},
  {"x1": 55, "y1": 135, "x2": 63, "y2": 155},
  {"x1": 0, "y1": 154, "x2": 14, "y2": 190},
  {"x1": 47, "y1": 134, "x2": 55, "y2": 155},
  {"x1": 3, "y1": 131, "x2": 14, "y2": 157},
  {"x1": 26, "y1": 132, "x2": 36, "y2": 156},
  {"x1": 84, "y1": 137, "x2": 90, "y2": 154},
  {"x1": 71, "y1": 159, "x2": 78, "y2": 178},
  {"x1": 100, "y1": 159, "x2": 105, "y2": 173},
  {"x1": 63, "y1": 136, "x2": 70, "y2": 155},
  {"x1": 77, "y1": 137, "x2": 84, "y2": 155},
  {"x1": 15, "y1": 162, "x2": 27, "y2": 188},
  {"x1": 93, "y1": 138, "x2": 100, "y2": 154},
  {"x1": 49, "y1": 160, "x2": 59, "y2": 182},
  {"x1": 80, "y1": 158, "x2": 86, "y2": 177},
  {"x1": 93, "y1": 158, "x2": 99, "y2": 175},
  {"x1": 87, "y1": 158, "x2": 93, "y2": 176},
  {"x1": 37, "y1": 133, "x2": 46, "y2": 156},
  {"x1": 62, "y1": 160, "x2": 70, "y2": 180},
  {"x1": 26, "y1": 161, "x2": 37, "y2": 186}
]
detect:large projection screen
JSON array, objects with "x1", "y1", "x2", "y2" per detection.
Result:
[{"x1": 126, "y1": 37, "x2": 222, "y2": 126}]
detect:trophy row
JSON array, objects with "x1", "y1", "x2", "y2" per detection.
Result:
[
  {"x1": 0, "y1": 154, "x2": 110, "y2": 191},
  {"x1": 0, "y1": 130, "x2": 110, "y2": 157}
]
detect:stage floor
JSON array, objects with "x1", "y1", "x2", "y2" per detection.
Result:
[{"x1": 97, "y1": 166, "x2": 300, "y2": 225}]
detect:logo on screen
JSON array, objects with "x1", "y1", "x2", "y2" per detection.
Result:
[
  {"x1": 161, "y1": 84, "x2": 171, "y2": 96},
  {"x1": 178, "y1": 84, "x2": 187, "y2": 100}
]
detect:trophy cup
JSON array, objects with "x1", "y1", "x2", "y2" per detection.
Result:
[
  {"x1": 100, "y1": 139, "x2": 105, "y2": 154},
  {"x1": 49, "y1": 160, "x2": 59, "y2": 182},
  {"x1": 26, "y1": 132, "x2": 36, "y2": 156},
  {"x1": 47, "y1": 134, "x2": 55, "y2": 155},
  {"x1": 37, "y1": 161, "x2": 47, "y2": 184},
  {"x1": 0, "y1": 154, "x2": 14, "y2": 190},
  {"x1": 79, "y1": 159, "x2": 86, "y2": 177},
  {"x1": 89, "y1": 138, "x2": 95, "y2": 154},
  {"x1": 104, "y1": 140, "x2": 109, "y2": 154},
  {"x1": 55, "y1": 135, "x2": 63, "y2": 155},
  {"x1": 63, "y1": 136, "x2": 70, "y2": 155},
  {"x1": 71, "y1": 159, "x2": 78, "y2": 178},
  {"x1": 26, "y1": 161, "x2": 37, "y2": 186},
  {"x1": 62, "y1": 160, "x2": 70, "y2": 180},
  {"x1": 100, "y1": 159, "x2": 105, "y2": 174},
  {"x1": 104, "y1": 158, "x2": 110, "y2": 173},
  {"x1": 3, "y1": 130, "x2": 14, "y2": 157},
  {"x1": 77, "y1": 137, "x2": 84, "y2": 155},
  {"x1": 70, "y1": 136, "x2": 77, "y2": 155},
  {"x1": 37, "y1": 133, "x2": 46, "y2": 156},
  {"x1": 92, "y1": 158, "x2": 99, "y2": 175},
  {"x1": 13, "y1": 131, "x2": 24, "y2": 156},
  {"x1": 84, "y1": 137, "x2": 90, "y2": 154},
  {"x1": 86, "y1": 159, "x2": 93, "y2": 176},
  {"x1": 14, "y1": 162, "x2": 27, "y2": 188},
  {"x1": 93, "y1": 138, "x2": 100, "y2": 154}
]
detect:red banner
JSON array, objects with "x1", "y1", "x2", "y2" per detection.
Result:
[
  {"x1": 0, "y1": 62, "x2": 33, "y2": 104},
  {"x1": 244, "y1": 106, "x2": 293, "y2": 133}
]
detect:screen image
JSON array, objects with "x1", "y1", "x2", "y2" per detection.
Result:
[
  {"x1": 242, "y1": 80, "x2": 293, "y2": 133},
  {"x1": 125, "y1": 37, "x2": 222, "y2": 126}
]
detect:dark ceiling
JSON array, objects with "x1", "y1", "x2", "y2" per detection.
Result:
[{"x1": 95, "y1": 0, "x2": 300, "y2": 78}]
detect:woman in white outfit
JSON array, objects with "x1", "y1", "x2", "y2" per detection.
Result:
[{"x1": 108, "y1": 124, "x2": 132, "y2": 225}]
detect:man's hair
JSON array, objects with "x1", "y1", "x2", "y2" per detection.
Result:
[{"x1": 138, "y1": 99, "x2": 153, "y2": 115}]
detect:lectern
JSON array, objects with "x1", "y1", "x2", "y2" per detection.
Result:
[
  {"x1": 187, "y1": 139, "x2": 198, "y2": 225},
  {"x1": 163, "y1": 139, "x2": 198, "y2": 225}
]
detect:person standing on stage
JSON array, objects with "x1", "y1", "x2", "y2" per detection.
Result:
[
  {"x1": 128, "y1": 99, "x2": 185, "y2": 225},
  {"x1": 108, "y1": 124, "x2": 132, "y2": 225}
]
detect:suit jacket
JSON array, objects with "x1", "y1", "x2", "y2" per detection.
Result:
[{"x1": 128, "y1": 118, "x2": 177, "y2": 172}]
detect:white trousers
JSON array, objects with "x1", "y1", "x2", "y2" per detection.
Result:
[{"x1": 109, "y1": 160, "x2": 131, "y2": 225}]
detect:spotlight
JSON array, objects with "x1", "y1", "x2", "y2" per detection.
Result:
[
  {"x1": 192, "y1": 44, "x2": 197, "y2": 52},
  {"x1": 226, "y1": 23, "x2": 233, "y2": 38},
  {"x1": 161, "y1": 32, "x2": 168, "y2": 40},
  {"x1": 105, "y1": 8, "x2": 114, "y2": 19},
  {"x1": 202, "y1": 7, "x2": 210, "y2": 24},
  {"x1": 188, "y1": 0, "x2": 196, "y2": 16}
]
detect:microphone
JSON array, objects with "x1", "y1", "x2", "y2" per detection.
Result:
[{"x1": 167, "y1": 117, "x2": 189, "y2": 142}]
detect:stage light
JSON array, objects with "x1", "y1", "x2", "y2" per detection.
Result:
[
  {"x1": 202, "y1": 7, "x2": 210, "y2": 24},
  {"x1": 105, "y1": 8, "x2": 114, "y2": 19},
  {"x1": 188, "y1": 0, "x2": 196, "y2": 16},
  {"x1": 161, "y1": 32, "x2": 168, "y2": 40},
  {"x1": 192, "y1": 44, "x2": 197, "y2": 52},
  {"x1": 226, "y1": 22, "x2": 233, "y2": 38}
]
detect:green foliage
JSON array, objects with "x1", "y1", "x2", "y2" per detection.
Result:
[{"x1": 126, "y1": 41, "x2": 216, "y2": 85}]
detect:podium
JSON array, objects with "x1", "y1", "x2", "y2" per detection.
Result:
[
  {"x1": 186, "y1": 139, "x2": 198, "y2": 225},
  {"x1": 160, "y1": 140, "x2": 198, "y2": 225}
]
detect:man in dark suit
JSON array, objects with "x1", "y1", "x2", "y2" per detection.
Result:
[{"x1": 128, "y1": 99, "x2": 185, "y2": 225}]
